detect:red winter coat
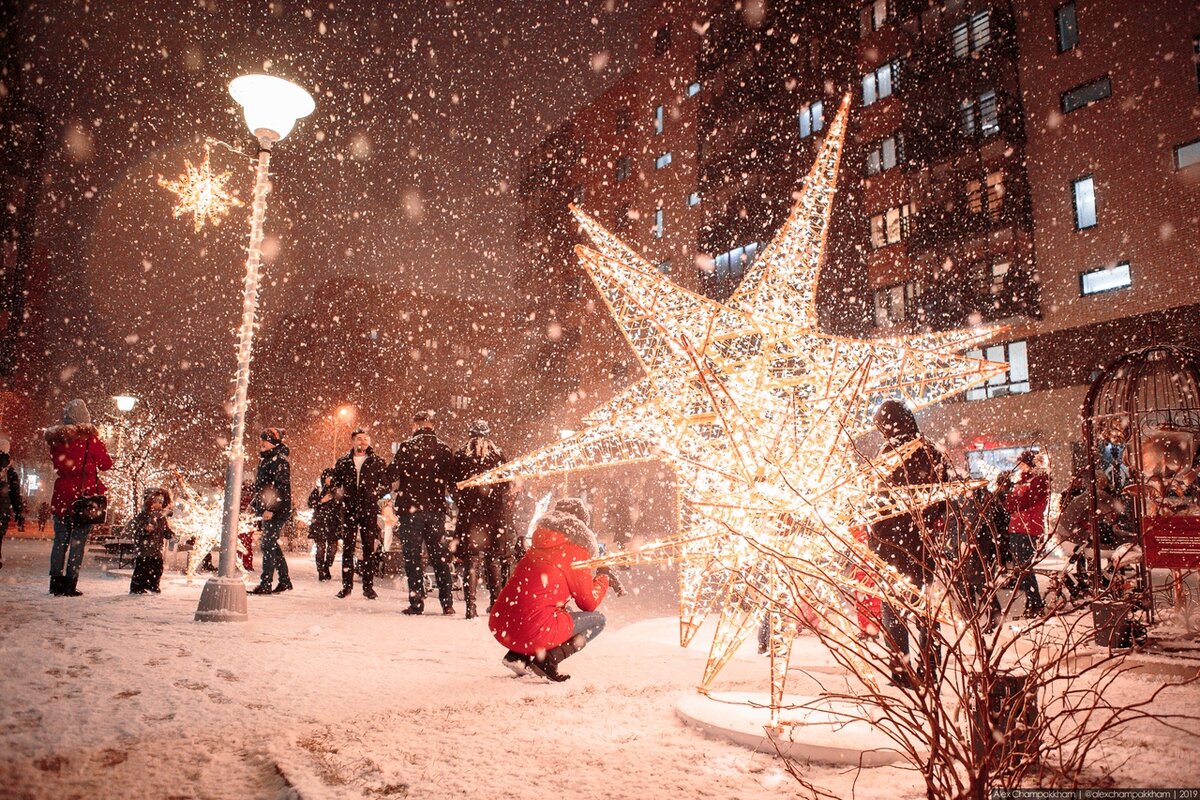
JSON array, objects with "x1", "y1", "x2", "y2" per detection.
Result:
[
  {"x1": 45, "y1": 424, "x2": 113, "y2": 517},
  {"x1": 489, "y1": 509, "x2": 609, "y2": 655},
  {"x1": 1005, "y1": 469, "x2": 1049, "y2": 538}
]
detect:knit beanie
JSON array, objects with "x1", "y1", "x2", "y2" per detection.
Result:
[
  {"x1": 553, "y1": 497, "x2": 591, "y2": 528},
  {"x1": 63, "y1": 399, "x2": 92, "y2": 426},
  {"x1": 260, "y1": 427, "x2": 285, "y2": 447}
]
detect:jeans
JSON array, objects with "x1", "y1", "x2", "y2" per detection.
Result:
[
  {"x1": 130, "y1": 555, "x2": 163, "y2": 592},
  {"x1": 50, "y1": 515, "x2": 93, "y2": 579},
  {"x1": 259, "y1": 517, "x2": 291, "y2": 587},
  {"x1": 398, "y1": 511, "x2": 454, "y2": 611},
  {"x1": 1008, "y1": 533, "x2": 1044, "y2": 612},
  {"x1": 314, "y1": 537, "x2": 337, "y2": 575},
  {"x1": 569, "y1": 610, "x2": 606, "y2": 643},
  {"x1": 341, "y1": 515, "x2": 379, "y2": 591}
]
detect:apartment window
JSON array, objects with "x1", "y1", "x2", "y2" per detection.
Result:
[
  {"x1": 615, "y1": 155, "x2": 632, "y2": 183},
  {"x1": 655, "y1": 151, "x2": 673, "y2": 170},
  {"x1": 656, "y1": 260, "x2": 672, "y2": 275},
  {"x1": 966, "y1": 341, "x2": 1030, "y2": 400},
  {"x1": 1072, "y1": 175, "x2": 1097, "y2": 229},
  {"x1": 653, "y1": 24, "x2": 671, "y2": 57},
  {"x1": 980, "y1": 257, "x2": 1011, "y2": 290},
  {"x1": 1175, "y1": 138, "x2": 1200, "y2": 170},
  {"x1": 686, "y1": 191, "x2": 701, "y2": 207},
  {"x1": 687, "y1": 81, "x2": 701, "y2": 97},
  {"x1": 865, "y1": 133, "x2": 904, "y2": 175},
  {"x1": 951, "y1": 11, "x2": 991, "y2": 57},
  {"x1": 1061, "y1": 76, "x2": 1111, "y2": 113},
  {"x1": 860, "y1": 0, "x2": 891, "y2": 36},
  {"x1": 616, "y1": 108, "x2": 631, "y2": 133},
  {"x1": 967, "y1": 171, "x2": 1005, "y2": 219},
  {"x1": 573, "y1": 184, "x2": 586, "y2": 205},
  {"x1": 1055, "y1": 2, "x2": 1079, "y2": 52},
  {"x1": 1080, "y1": 262, "x2": 1132, "y2": 296},
  {"x1": 869, "y1": 203, "x2": 915, "y2": 248},
  {"x1": 654, "y1": 104, "x2": 664, "y2": 135},
  {"x1": 1194, "y1": 36, "x2": 1199, "y2": 92},
  {"x1": 873, "y1": 281, "x2": 922, "y2": 327},
  {"x1": 862, "y1": 60, "x2": 901, "y2": 107},
  {"x1": 797, "y1": 100, "x2": 825, "y2": 139},
  {"x1": 960, "y1": 90, "x2": 999, "y2": 137},
  {"x1": 714, "y1": 242, "x2": 761, "y2": 279},
  {"x1": 654, "y1": 207, "x2": 664, "y2": 239}
]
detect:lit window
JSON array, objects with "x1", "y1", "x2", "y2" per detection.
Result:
[
  {"x1": 712, "y1": 242, "x2": 760, "y2": 278},
  {"x1": 965, "y1": 340, "x2": 1030, "y2": 400},
  {"x1": 873, "y1": 281, "x2": 922, "y2": 327},
  {"x1": 865, "y1": 133, "x2": 904, "y2": 175},
  {"x1": 654, "y1": 207, "x2": 663, "y2": 238},
  {"x1": 966, "y1": 172, "x2": 1004, "y2": 218},
  {"x1": 859, "y1": 0, "x2": 890, "y2": 36},
  {"x1": 687, "y1": 81, "x2": 701, "y2": 97},
  {"x1": 1072, "y1": 175, "x2": 1096, "y2": 229},
  {"x1": 1175, "y1": 138, "x2": 1200, "y2": 170},
  {"x1": 654, "y1": 104, "x2": 664, "y2": 135},
  {"x1": 960, "y1": 90, "x2": 999, "y2": 137},
  {"x1": 1080, "y1": 262, "x2": 1131, "y2": 296},
  {"x1": 1061, "y1": 76, "x2": 1111, "y2": 113},
  {"x1": 655, "y1": 151, "x2": 673, "y2": 170},
  {"x1": 797, "y1": 100, "x2": 825, "y2": 139},
  {"x1": 869, "y1": 203, "x2": 914, "y2": 248},
  {"x1": 951, "y1": 11, "x2": 991, "y2": 57},
  {"x1": 686, "y1": 191, "x2": 700, "y2": 207},
  {"x1": 1055, "y1": 2, "x2": 1078, "y2": 52},
  {"x1": 656, "y1": 260, "x2": 672, "y2": 274},
  {"x1": 862, "y1": 60, "x2": 901, "y2": 107}
]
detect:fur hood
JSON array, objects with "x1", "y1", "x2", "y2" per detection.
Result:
[
  {"x1": 44, "y1": 423, "x2": 101, "y2": 448},
  {"x1": 533, "y1": 508, "x2": 600, "y2": 558}
]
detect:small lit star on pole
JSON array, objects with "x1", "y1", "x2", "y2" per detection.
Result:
[{"x1": 158, "y1": 142, "x2": 243, "y2": 232}]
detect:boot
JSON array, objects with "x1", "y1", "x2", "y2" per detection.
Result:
[
  {"x1": 64, "y1": 576, "x2": 84, "y2": 597},
  {"x1": 529, "y1": 634, "x2": 586, "y2": 683},
  {"x1": 50, "y1": 575, "x2": 65, "y2": 596},
  {"x1": 501, "y1": 650, "x2": 530, "y2": 676},
  {"x1": 362, "y1": 586, "x2": 378, "y2": 600},
  {"x1": 273, "y1": 580, "x2": 293, "y2": 594},
  {"x1": 250, "y1": 583, "x2": 273, "y2": 595}
]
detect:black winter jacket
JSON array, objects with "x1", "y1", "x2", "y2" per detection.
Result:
[
  {"x1": 0, "y1": 453, "x2": 23, "y2": 523},
  {"x1": 453, "y1": 439, "x2": 508, "y2": 525},
  {"x1": 126, "y1": 509, "x2": 173, "y2": 557},
  {"x1": 251, "y1": 444, "x2": 293, "y2": 521},
  {"x1": 332, "y1": 448, "x2": 390, "y2": 522},
  {"x1": 307, "y1": 469, "x2": 345, "y2": 541},
  {"x1": 391, "y1": 430, "x2": 455, "y2": 514}
]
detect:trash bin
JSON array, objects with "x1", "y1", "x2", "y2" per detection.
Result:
[
  {"x1": 970, "y1": 671, "x2": 1039, "y2": 768},
  {"x1": 1091, "y1": 600, "x2": 1145, "y2": 649}
]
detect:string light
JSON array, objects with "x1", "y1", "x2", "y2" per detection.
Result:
[
  {"x1": 463, "y1": 97, "x2": 1006, "y2": 716},
  {"x1": 158, "y1": 142, "x2": 243, "y2": 231}
]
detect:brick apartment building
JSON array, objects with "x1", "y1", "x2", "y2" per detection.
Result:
[{"x1": 518, "y1": 0, "x2": 1200, "y2": 485}]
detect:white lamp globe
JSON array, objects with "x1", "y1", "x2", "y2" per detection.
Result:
[
  {"x1": 113, "y1": 395, "x2": 138, "y2": 413},
  {"x1": 229, "y1": 74, "x2": 315, "y2": 142}
]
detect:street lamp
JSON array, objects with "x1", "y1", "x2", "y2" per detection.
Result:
[
  {"x1": 112, "y1": 395, "x2": 140, "y2": 516},
  {"x1": 114, "y1": 395, "x2": 138, "y2": 413},
  {"x1": 196, "y1": 74, "x2": 314, "y2": 623}
]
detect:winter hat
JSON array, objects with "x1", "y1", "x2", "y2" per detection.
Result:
[
  {"x1": 413, "y1": 409, "x2": 435, "y2": 424},
  {"x1": 63, "y1": 399, "x2": 92, "y2": 426},
  {"x1": 553, "y1": 497, "x2": 591, "y2": 528},
  {"x1": 260, "y1": 427, "x2": 285, "y2": 447},
  {"x1": 872, "y1": 399, "x2": 918, "y2": 443},
  {"x1": 468, "y1": 419, "x2": 490, "y2": 437},
  {"x1": 142, "y1": 487, "x2": 172, "y2": 508}
]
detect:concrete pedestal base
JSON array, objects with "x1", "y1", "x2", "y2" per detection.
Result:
[
  {"x1": 194, "y1": 576, "x2": 248, "y2": 622},
  {"x1": 676, "y1": 692, "x2": 908, "y2": 767}
]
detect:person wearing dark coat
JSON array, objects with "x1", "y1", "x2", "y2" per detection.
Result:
[
  {"x1": 489, "y1": 497, "x2": 623, "y2": 682},
  {"x1": 45, "y1": 400, "x2": 113, "y2": 597},
  {"x1": 332, "y1": 428, "x2": 390, "y2": 599},
  {"x1": 307, "y1": 468, "x2": 343, "y2": 582},
  {"x1": 128, "y1": 487, "x2": 173, "y2": 594},
  {"x1": 250, "y1": 428, "x2": 293, "y2": 595},
  {"x1": 0, "y1": 438, "x2": 26, "y2": 571},
  {"x1": 452, "y1": 420, "x2": 511, "y2": 619},
  {"x1": 868, "y1": 399, "x2": 951, "y2": 686},
  {"x1": 947, "y1": 486, "x2": 1003, "y2": 632},
  {"x1": 390, "y1": 410, "x2": 457, "y2": 615}
]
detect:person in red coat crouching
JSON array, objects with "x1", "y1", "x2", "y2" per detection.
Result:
[{"x1": 489, "y1": 497, "x2": 623, "y2": 682}]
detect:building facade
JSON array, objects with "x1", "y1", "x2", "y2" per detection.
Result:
[{"x1": 518, "y1": 0, "x2": 1200, "y2": 486}]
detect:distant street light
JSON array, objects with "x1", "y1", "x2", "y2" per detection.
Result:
[
  {"x1": 113, "y1": 395, "x2": 138, "y2": 413},
  {"x1": 196, "y1": 74, "x2": 314, "y2": 623}
]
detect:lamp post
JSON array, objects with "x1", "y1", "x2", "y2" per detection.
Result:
[
  {"x1": 196, "y1": 74, "x2": 314, "y2": 622},
  {"x1": 112, "y1": 395, "x2": 139, "y2": 516}
]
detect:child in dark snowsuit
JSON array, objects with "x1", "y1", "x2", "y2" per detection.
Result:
[{"x1": 129, "y1": 488, "x2": 173, "y2": 594}]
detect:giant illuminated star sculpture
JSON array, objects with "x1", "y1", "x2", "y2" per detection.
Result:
[
  {"x1": 158, "y1": 143, "x2": 243, "y2": 232},
  {"x1": 464, "y1": 97, "x2": 1006, "y2": 713}
]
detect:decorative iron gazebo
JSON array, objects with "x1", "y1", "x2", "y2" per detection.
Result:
[{"x1": 1082, "y1": 346, "x2": 1200, "y2": 629}]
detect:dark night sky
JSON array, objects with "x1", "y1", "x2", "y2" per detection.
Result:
[{"x1": 4, "y1": 0, "x2": 656, "y2": 445}]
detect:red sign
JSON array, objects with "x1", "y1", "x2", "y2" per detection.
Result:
[{"x1": 1142, "y1": 516, "x2": 1200, "y2": 569}]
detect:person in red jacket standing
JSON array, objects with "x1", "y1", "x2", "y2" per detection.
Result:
[
  {"x1": 44, "y1": 399, "x2": 113, "y2": 597},
  {"x1": 1004, "y1": 450, "x2": 1048, "y2": 618},
  {"x1": 489, "y1": 497, "x2": 623, "y2": 682}
]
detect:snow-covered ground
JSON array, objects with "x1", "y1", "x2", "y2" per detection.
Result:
[{"x1": 1, "y1": 538, "x2": 1196, "y2": 799}]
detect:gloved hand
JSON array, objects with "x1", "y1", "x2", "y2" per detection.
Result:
[{"x1": 597, "y1": 566, "x2": 626, "y2": 597}]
